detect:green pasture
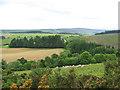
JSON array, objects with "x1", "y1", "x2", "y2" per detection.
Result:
[{"x1": 15, "y1": 63, "x2": 104, "y2": 77}]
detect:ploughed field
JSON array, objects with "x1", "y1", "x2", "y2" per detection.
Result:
[{"x1": 2, "y1": 48, "x2": 64, "y2": 63}]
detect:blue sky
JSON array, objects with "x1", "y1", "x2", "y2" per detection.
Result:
[{"x1": 0, "y1": 0, "x2": 119, "y2": 30}]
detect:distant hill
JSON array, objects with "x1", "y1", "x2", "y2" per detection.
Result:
[
  {"x1": 1, "y1": 28, "x2": 105, "y2": 35},
  {"x1": 95, "y1": 30, "x2": 120, "y2": 35}
]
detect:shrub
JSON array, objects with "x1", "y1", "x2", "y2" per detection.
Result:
[
  {"x1": 51, "y1": 54, "x2": 59, "y2": 59},
  {"x1": 94, "y1": 54, "x2": 106, "y2": 63},
  {"x1": 29, "y1": 68, "x2": 52, "y2": 88},
  {"x1": 104, "y1": 54, "x2": 116, "y2": 61},
  {"x1": 24, "y1": 61, "x2": 33, "y2": 70},
  {"x1": 79, "y1": 51, "x2": 93, "y2": 64},
  {"x1": 104, "y1": 59, "x2": 120, "y2": 88},
  {"x1": 1, "y1": 59, "x2": 7, "y2": 69},
  {"x1": 60, "y1": 50, "x2": 72, "y2": 58},
  {"x1": 7, "y1": 61, "x2": 25, "y2": 71},
  {"x1": 116, "y1": 49, "x2": 120, "y2": 57},
  {"x1": 90, "y1": 46, "x2": 116, "y2": 55},
  {"x1": 64, "y1": 57, "x2": 79, "y2": 65},
  {"x1": 17, "y1": 57, "x2": 27, "y2": 64},
  {"x1": 48, "y1": 68, "x2": 77, "y2": 88}
]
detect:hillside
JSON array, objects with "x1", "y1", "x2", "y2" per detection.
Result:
[{"x1": 83, "y1": 33, "x2": 119, "y2": 48}]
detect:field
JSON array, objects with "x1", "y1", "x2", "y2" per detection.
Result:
[
  {"x1": 15, "y1": 63, "x2": 104, "y2": 77},
  {"x1": 83, "y1": 33, "x2": 119, "y2": 48},
  {"x1": 2, "y1": 48, "x2": 64, "y2": 63}
]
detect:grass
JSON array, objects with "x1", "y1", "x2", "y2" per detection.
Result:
[
  {"x1": 15, "y1": 63, "x2": 104, "y2": 77},
  {"x1": 0, "y1": 45, "x2": 9, "y2": 48}
]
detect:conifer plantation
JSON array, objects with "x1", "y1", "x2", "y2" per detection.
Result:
[{"x1": 9, "y1": 35, "x2": 65, "y2": 48}]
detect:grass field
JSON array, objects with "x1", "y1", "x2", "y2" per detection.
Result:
[
  {"x1": 2, "y1": 48, "x2": 64, "y2": 63},
  {"x1": 83, "y1": 33, "x2": 119, "y2": 48},
  {"x1": 15, "y1": 63, "x2": 104, "y2": 77}
]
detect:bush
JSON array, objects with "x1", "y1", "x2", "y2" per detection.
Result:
[
  {"x1": 51, "y1": 54, "x2": 59, "y2": 59},
  {"x1": 104, "y1": 54, "x2": 116, "y2": 61},
  {"x1": 1, "y1": 59, "x2": 7, "y2": 69},
  {"x1": 17, "y1": 57, "x2": 27, "y2": 64},
  {"x1": 94, "y1": 54, "x2": 106, "y2": 63},
  {"x1": 104, "y1": 59, "x2": 120, "y2": 88},
  {"x1": 48, "y1": 68, "x2": 77, "y2": 88},
  {"x1": 64, "y1": 57, "x2": 79, "y2": 65},
  {"x1": 79, "y1": 51, "x2": 93, "y2": 64},
  {"x1": 116, "y1": 49, "x2": 120, "y2": 57},
  {"x1": 94, "y1": 54, "x2": 116, "y2": 63},
  {"x1": 29, "y1": 68, "x2": 52, "y2": 88},
  {"x1": 7, "y1": 61, "x2": 25, "y2": 71},
  {"x1": 24, "y1": 61, "x2": 33, "y2": 70},
  {"x1": 60, "y1": 50, "x2": 72, "y2": 58},
  {"x1": 37, "y1": 59, "x2": 45, "y2": 68},
  {"x1": 90, "y1": 46, "x2": 116, "y2": 55}
]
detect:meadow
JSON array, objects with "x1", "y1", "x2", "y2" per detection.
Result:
[{"x1": 14, "y1": 63, "x2": 104, "y2": 77}]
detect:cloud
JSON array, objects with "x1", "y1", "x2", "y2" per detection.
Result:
[{"x1": 0, "y1": 0, "x2": 119, "y2": 30}]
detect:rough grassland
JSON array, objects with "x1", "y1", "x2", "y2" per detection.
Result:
[
  {"x1": 2, "y1": 48, "x2": 64, "y2": 63},
  {"x1": 15, "y1": 63, "x2": 104, "y2": 77}
]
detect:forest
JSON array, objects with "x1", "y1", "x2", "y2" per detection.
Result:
[{"x1": 9, "y1": 35, "x2": 65, "y2": 48}]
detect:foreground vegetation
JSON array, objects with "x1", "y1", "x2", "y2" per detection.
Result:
[
  {"x1": 1, "y1": 33, "x2": 120, "y2": 89},
  {"x1": 1, "y1": 58, "x2": 120, "y2": 88}
]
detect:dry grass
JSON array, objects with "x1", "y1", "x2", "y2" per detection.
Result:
[{"x1": 2, "y1": 48, "x2": 64, "y2": 63}]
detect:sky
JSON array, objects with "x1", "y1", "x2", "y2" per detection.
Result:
[{"x1": 0, "y1": 0, "x2": 119, "y2": 30}]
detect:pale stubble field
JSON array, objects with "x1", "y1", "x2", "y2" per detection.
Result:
[{"x1": 2, "y1": 48, "x2": 64, "y2": 63}]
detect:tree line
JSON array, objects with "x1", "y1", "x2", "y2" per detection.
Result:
[
  {"x1": 95, "y1": 30, "x2": 120, "y2": 35},
  {"x1": 9, "y1": 35, "x2": 65, "y2": 48}
]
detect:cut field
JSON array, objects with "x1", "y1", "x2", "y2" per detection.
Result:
[
  {"x1": 2, "y1": 48, "x2": 64, "y2": 63},
  {"x1": 83, "y1": 33, "x2": 119, "y2": 48}
]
